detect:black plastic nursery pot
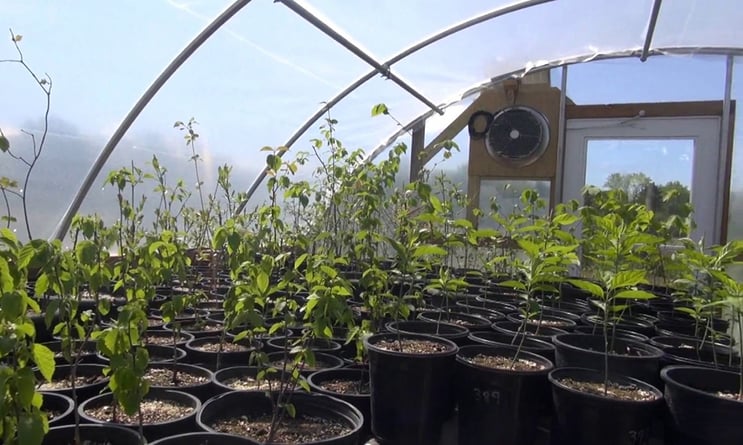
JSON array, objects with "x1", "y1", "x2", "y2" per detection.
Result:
[
  {"x1": 184, "y1": 335, "x2": 260, "y2": 370},
  {"x1": 505, "y1": 313, "x2": 577, "y2": 331},
  {"x1": 472, "y1": 296, "x2": 518, "y2": 314},
  {"x1": 144, "y1": 329, "x2": 195, "y2": 348},
  {"x1": 212, "y1": 366, "x2": 309, "y2": 394},
  {"x1": 364, "y1": 332, "x2": 458, "y2": 445},
  {"x1": 553, "y1": 333, "x2": 664, "y2": 387},
  {"x1": 581, "y1": 313, "x2": 657, "y2": 338},
  {"x1": 308, "y1": 367, "x2": 372, "y2": 441},
  {"x1": 78, "y1": 388, "x2": 201, "y2": 442},
  {"x1": 266, "y1": 351, "x2": 345, "y2": 377},
  {"x1": 491, "y1": 320, "x2": 568, "y2": 342},
  {"x1": 36, "y1": 363, "x2": 108, "y2": 402},
  {"x1": 43, "y1": 424, "x2": 146, "y2": 445},
  {"x1": 42, "y1": 340, "x2": 102, "y2": 366},
  {"x1": 265, "y1": 336, "x2": 342, "y2": 355},
  {"x1": 440, "y1": 304, "x2": 506, "y2": 322},
  {"x1": 385, "y1": 320, "x2": 470, "y2": 346},
  {"x1": 467, "y1": 331, "x2": 555, "y2": 363},
  {"x1": 417, "y1": 310, "x2": 492, "y2": 331},
  {"x1": 198, "y1": 390, "x2": 363, "y2": 445},
  {"x1": 164, "y1": 320, "x2": 224, "y2": 339},
  {"x1": 455, "y1": 344, "x2": 554, "y2": 445},
  {"x1": 651, "y1": 335, "x2": 740, "y2": 371},
  {"x1": 41, "y1": 391, "x2": 75, "y2": 427},
  {"x1": 149, "y1": 432, "x2": 260, "y2": 445},
  {"x1": 573, "y1": 325, "x2": 650, "y2": 343},
  {"x1": 147, "y1": 363, "x2": 215, "y2": 403},
  {"x1": 212, "y1": 366, "x2": 267, "y2": 393},
  {"x1": 661, "y1": 365, "x2": 743, "y2": 445},
  {"x1": 549, "y1": 367, "x2": 664, "y2": 445}
]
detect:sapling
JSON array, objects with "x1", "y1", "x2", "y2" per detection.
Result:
[
  {"x1": 499, "y1": 193, "x2": 579, "y2": 367},
  {"x1": 0, "y1": 229, "x2": 56, "y2": 445},
  {"x1": 719, "y1": 273, "x2": 743, "y2": 400},
  {"x1": 569, "y1": 200, "x2": 657, "y2": 395},
  {"x1": 0, "y1": 30, "x2": 52, "y2": 241}
]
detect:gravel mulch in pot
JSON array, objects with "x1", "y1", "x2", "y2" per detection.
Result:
[
  {"x1": 463, "y1": 353, "x2": 547, "y2": 371},
  {"x1": 85, "y1": 399, "x2": 195, "y2": 424},
  {"x1": 211, "y1": 413, "x2": 351, "y2": 444},
  {"x1": 558, "y1": 378, "x2": 659, "y2": 402},
  {"x1": 373, "y1": 339, "x2": 449, "y2": 354},
  {"x1": 145, "y1": 367, "x2": 209, "y2": 387},
  {"x1": 317, "y1": 378, "x2": 369, "y2": 395}
]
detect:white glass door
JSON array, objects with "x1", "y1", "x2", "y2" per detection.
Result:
[{"x1": 562, "y1": 116, "x2": 723, "y2": 243}]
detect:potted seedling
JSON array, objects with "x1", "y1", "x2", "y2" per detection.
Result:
[
  {"x1": 661, "y1": 262, "x2": 743, "y2": 444},
  {"x1": 0, "y1": 229, "x2": 56, "y2": 445},
  {"x1": 549, "y1": 192, "x2": 664, "y2": 445}
]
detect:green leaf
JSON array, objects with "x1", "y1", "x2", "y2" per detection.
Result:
[
  {"x1": 611, "y1": 270, "x2": 647, "y2": 289},
  {"x1": 284, "y1": 402, "x2": 297, "y2": 418},
  {"x1": 1, "y1": 292, "x2": 24, "y2": 319},
  {"x1": 499, "y1": 280, "x2": 527, "y2": 291},
  {"x1": 33, "y1": 344, "x2": 55, "y2": 381},
  {"x1": 371, "y1": 103, "x2": 389, "y2": 117},
  {"x1": 17, "y1": 368, "x2": 35, "y2": 406},
  {"x1": 18, "y1": 413, "x2": 47, "y2": 445},
  {"x1": 0, "y1": 135, "x2": 9, "y2": 152},
  {"x1": 613, "y1": 289, "x2": 656, "y2": 300},
  {"x1": 257, "y1": 272, "x2": 269, "y2": 295},
  {"x1": 566, "y1": 279, "x2": 604, "y2": 298},
  {"x1": 413, "y1": 245, "x2": 447, "y2": 258}
]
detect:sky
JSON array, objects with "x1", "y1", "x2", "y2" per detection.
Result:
[{"x1": 2, "y1": 0, "x2": 743, "y2": 240}]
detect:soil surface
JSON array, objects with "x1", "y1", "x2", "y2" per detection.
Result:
[
  {"x1": 46, "y1": 409, "x2": 63, "y2": 421},
  {"x1": 464, "y1": 353, "x2": 547, "y2": 371},
  {"x1": 182, "y1": 322, "x2": 223, "y2": 332},
  {"x1": 147, "y1": 318, "x2": 164, "y2": 327},
  {"x1": 526, "y1": 318, "x2": 572, "y2": 328},
  {"x1": 558, "y1": 378, "x2": 658, "y2": 401},
  {"x1": 318, "y1": 378, "x2": 369, "y2": 395},
  {"x1": 374, "y1": 339, "x2": 449, "y2": 354},
  {"x1": 211, "y1": 413, "x2": 351, "y2": 444},
  {"x1": 85, "y1": 399, "x2": 194, "y2": 424},
  {"x1": 268, "y1": 359, "x2": 334, "y2": 373},
  {"x1": 223, "y1": 376, "x2": 274, "y2": 391},
  {"x1": 145, "y1": 367, "x2": 209, "y2": 387},
  {"x1": 149, "y1": 348, "x2": 181, "y2": 362},
  {"x1": 38, "y1": 374, "x2": 105, "y2": 390},
  {"x1": 144, "y1": 334, "x2": 189, "y2": 346},
  {"x1": 193, "y1": 341, "x2": 248, "y2": 353}
]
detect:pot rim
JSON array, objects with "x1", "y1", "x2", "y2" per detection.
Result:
[
  {"x1": 456, "y1": 344, "x2": 554, "y2": 375},
  {"x1": 660, "y1": 364, "x2": 743, "y2": 404},
  {"x1": 549, "y1": 367, "x2": 663, "y2": 404},
  {"x1": 552, "y1": 333, "x2": 664, "y2": 359},
  {"x1": 364, "y1": 332, "x2": 458, "y2": 357},
  {"x1": 79, "y1": 388, "x2": 202, "y2": 427}
]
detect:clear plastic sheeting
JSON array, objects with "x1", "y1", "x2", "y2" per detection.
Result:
[{"x1": 653, "y1": 0, "x2": 743, "y2": 50}]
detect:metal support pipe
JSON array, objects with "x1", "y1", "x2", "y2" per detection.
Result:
[
  {"x1": 554, "y1": 65, "x2": 569, "y2": 203},
  {"x1": 235, "y1": 0, "x2": 552, "y2": 213},
  {"x1": 277, "y1": 0, "x2": 443, "y2": 115},
  {"x1": 410, "y1": 123, "x2": 426, "y2": 182},
  {"x1": 51, "y1": 0, "x2": 253, "y2": 241},
  {"x1": 640, "y1": 0, "x2": 663, "y2": 62},
  {"x1": 717, "y1": 55, "x2": 734, "y2": 243}
]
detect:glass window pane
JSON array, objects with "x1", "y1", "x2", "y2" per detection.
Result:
[{"x1": 478, "y1": 179, "x2": 551, "y2": 230}]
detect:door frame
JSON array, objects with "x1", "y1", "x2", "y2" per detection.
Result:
[{"x1": 562, "y1": 115, "x2": 723, "y2": 243}]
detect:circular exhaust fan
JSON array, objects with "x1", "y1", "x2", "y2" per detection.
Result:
[{"x1": 469, "y1": 106, "x2": 550, "y2": 166}]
